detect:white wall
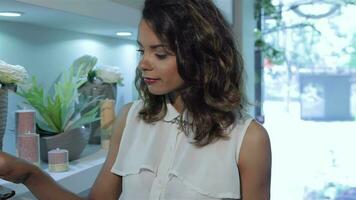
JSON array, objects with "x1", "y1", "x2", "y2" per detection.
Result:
[
  {"x1": 233, "y1": 0, "x2": 256, "y2": 115},
  {"x1": 0, "y1": 21, "x2": 138, "y2": 153}
]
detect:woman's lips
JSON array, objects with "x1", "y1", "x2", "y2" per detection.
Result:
[{"x1": 144, "y1": 77, "x2": 159, "y2": 84}]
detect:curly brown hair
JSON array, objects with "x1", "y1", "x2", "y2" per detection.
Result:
[{"x1": 135, "y1": 0, "x2": 248, "y2": 146}]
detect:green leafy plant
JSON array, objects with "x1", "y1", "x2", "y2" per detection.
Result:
[{"x1": 17, "y1": 55, "x2": 101, "y2": 135}]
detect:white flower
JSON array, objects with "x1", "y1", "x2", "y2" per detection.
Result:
[
  {"x1": 0, "y1": 60, "x2": 29, "y2": 84},
  {"x1": 95, "y1": 65, "x2": 124, "y2": 84}
]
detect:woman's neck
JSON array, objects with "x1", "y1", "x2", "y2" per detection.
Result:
[{"x1": 168, "y1": 93, "x2": 184, "y2": 113}]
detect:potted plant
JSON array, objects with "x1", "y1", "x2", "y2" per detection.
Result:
[
  {"x1": 79, "y1": 65, "x2": 124, "y2": 144},
  {"x1": 17, "y1": 55, "x2": 101, "y2": 161}
]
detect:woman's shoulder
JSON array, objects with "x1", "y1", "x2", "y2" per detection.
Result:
[
  {"x1": 238, "y1": 119, "x2": 271, "y2": 166},
  {"x1": 119, "y1": 99, "x2": 143, "y2": 115},
  {"x1": 245, "y1": 120, "x2": 269, "y2": 143},
  {"x1": 120, "y1": 102, "x2": 133, "y2": 113},
  {"x1": 116, "y1": 100, "x2": 147, "y2": 127}
]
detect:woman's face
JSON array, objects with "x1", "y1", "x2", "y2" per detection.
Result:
[{"x1": 137, "y1": 20, "x2": 184, "y2": 95}]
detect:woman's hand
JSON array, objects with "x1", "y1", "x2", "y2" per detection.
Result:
[
  {"x1": 0, "y1": 152, "x2": 82, "y2": 200},
  {"x1": 0, "y1": 152, "x2": 35, "y2": 184}
]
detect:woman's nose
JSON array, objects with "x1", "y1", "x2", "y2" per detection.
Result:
[{"x1": 139, "y1": 54, "x2": 152, "y2": 71}]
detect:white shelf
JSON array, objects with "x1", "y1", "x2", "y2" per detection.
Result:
[{"x1": 0, "y1": 145, "x2": 107, "y2": 199}]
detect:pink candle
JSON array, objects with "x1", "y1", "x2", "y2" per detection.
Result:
[
  {"x1": 17, "y1": 133, "x2": 39, "y2": 165},
  {"x1": 15, "y1": 110, "x2": 36, "y2": 134},
  {"x1": 48, "y1": 148, "x2": 69, "y2": 172}
]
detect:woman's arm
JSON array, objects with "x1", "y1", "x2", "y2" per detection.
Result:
[
  {"x1": 0, "y1": 103, "x2": 132, "y2": 200},
  {"x1": 238, "y1": 120, "x2": 272, "y2": 200},
  {"x1": 0, "y1": 152, "x2": 82, "y2": 200},
  {"x1": 88, "y1": 102, "x2": 132, "y2": 200}
]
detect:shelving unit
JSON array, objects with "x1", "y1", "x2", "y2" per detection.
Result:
[{"x1": 0, "y1": 145, "x2": 107, "y2": 199}]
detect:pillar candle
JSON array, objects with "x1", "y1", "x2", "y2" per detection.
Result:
[
  {"x1": 100, "y1": 99, "x2": 115, "y2": 129},
  {"x1": 101, "y1": 128, "x2": 111, "y2": 150},
  {"x1": 48, "y1": 148, "x2": 69, "y2": 172},
  {"x1": 15, "y1": 110, "x2": 36, "y2": 134},
  {"x1": 100, "y1": 99, "x2": 115, "y2": 150},
  {"x1": 17, "y1": 132, "x2": 39, "y2": 166}
]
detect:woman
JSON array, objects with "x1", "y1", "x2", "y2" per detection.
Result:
[{"x1": 0, "y1": 0, "x2": 271, "y2": 199}]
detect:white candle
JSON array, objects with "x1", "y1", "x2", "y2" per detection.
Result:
[
  {"x1": 48, "y1": 148, "x2": 69, "y2": 172},
  {"x1": 17, "y1": 132, "x2": 40, "y2": 166}
]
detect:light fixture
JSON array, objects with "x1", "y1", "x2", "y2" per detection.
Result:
[
  {"x1": 0, "y1": 11, "x2": 23, "y2": 17},
  {"x1": 116, "y1": 32, "x2": 132, "y2": 37}
]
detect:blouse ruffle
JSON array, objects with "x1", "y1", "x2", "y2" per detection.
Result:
[{"x1": 111, "y1": 100, "x2": 253, "y2": 199}]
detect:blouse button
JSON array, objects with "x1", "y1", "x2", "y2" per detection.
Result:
[{"x1": 157, "y1": 180, "x2": 163, "y2": 189}]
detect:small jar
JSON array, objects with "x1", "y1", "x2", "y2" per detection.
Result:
[{"x1": 48, "y1": 148, "x2": 69, "y2": 172}]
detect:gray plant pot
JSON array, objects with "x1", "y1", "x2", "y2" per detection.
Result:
[{"x1": 39, "y1": 127, "x2": 90, "y2": 162}]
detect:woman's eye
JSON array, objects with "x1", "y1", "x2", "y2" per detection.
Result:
[
  {"x1": 156, "y1": 54, "x2": 167, "y2": 59},
  {"x1": 136, "y1": 49, "x2": 144, "y2": 56}
]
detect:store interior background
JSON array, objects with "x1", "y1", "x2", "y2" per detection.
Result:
[{"x1": 1, "y1": 0, "x2": 355, "y2": 199}]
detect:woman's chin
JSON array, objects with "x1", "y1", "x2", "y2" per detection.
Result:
[{"x1": 147, "y1": 88, "x2": 170, "y2": 96}]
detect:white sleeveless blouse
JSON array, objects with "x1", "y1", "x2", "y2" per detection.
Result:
[{"x1": 111, "y1": 100, "x2": 253, "y2": 200}]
